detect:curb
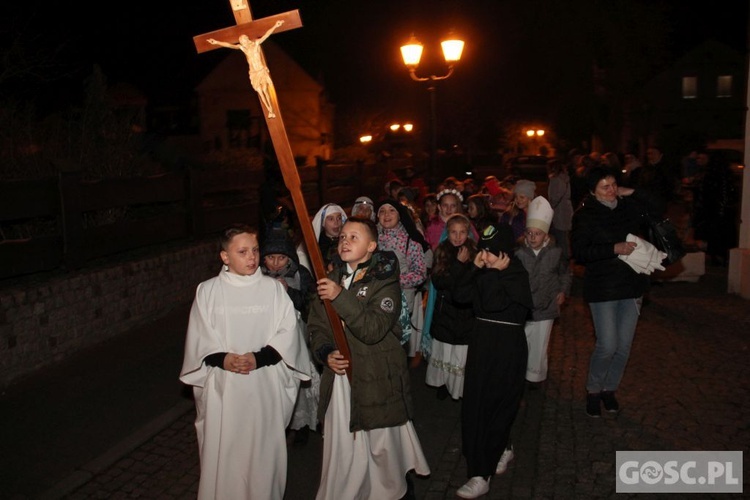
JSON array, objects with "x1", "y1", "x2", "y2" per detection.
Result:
[{"x1": 38, "y1": 399, "x2": 195, "y2": 500}]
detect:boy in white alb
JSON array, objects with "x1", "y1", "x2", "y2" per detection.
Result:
[{"x1": 180, "y1": 224, "x2": 311, "y2": 500}]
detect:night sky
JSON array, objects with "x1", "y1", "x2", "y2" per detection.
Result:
[{"x1": 2, "y1": 1, "x2": 747, "y2": 140}]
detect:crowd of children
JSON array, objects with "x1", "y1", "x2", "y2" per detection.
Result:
[{"x1": 180, "y1": 164, "x2": 581, "y2": 499}]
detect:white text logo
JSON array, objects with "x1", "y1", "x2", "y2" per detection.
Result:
[{"x1": 616, "y1": 451, "x2": 742, "y2": 493}]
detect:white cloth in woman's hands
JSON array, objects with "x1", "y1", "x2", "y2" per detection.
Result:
[{"x1": 617, "y1": 233, "x2": 667, "y2": 275}]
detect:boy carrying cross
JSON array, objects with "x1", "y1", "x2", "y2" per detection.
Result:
[{"x1": 308, "y1": 216, "x2": 430, "y2": 499}]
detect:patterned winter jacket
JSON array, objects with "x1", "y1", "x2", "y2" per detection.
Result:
[
  {"x1": 377, "y1": 223, "x2": 427, "y2": 291},
  {"x1": 309, "y1": 251, "x2": 415, "y2": 432}
]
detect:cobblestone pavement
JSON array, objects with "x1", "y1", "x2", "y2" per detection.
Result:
[{"x1": 8, "y1": 265, "x2": 750, "y2": 499}]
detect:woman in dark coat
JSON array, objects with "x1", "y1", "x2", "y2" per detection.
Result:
[{"x1": 571, "y1": 165, "x2": 662, "y2": 418}]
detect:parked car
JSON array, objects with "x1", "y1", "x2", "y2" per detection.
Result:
[
  {"x1": 501, "y1": 155, "x2": 551, "y2": 198},
  {"x1": 504, "y1": 155, "x2": 550, "y2": 182}
]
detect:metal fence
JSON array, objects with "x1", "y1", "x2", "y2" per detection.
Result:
[{"x1": 0, "y1": 160, "x2": 383, "y2": 281}]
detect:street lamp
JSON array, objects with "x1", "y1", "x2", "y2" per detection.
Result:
[
  {"x1": 400, "y1": 32, "x2": 464, "y2": 183},
  {"x1": 526, "y1": 129, "x2": 545, "y2": 138},
  {"x1": 524, "y1": 128, "x2": 546, "y2": 155},
  {"x1": 388, "y1": 122, "x2": 414, "y2": 133},
  {"x1": 384, "y1": 122, "x2": 417, "y2": 158}
]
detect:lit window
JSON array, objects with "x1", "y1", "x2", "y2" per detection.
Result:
[
  {"x1": 682, "y1": 76, "x2": 697, "y2": 99},
  {"x1": 717, "y1": 75, "x2": 732, "y2": 98}
]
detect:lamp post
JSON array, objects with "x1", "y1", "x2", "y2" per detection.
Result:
[{"x1": 400, "y1": 32, "x2": 464, "y2": 183}]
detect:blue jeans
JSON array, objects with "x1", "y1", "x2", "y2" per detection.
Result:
[{"x1": 586, "y1": 298, "x2": 642, "y2": 393}]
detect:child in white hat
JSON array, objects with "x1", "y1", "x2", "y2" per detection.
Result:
[
  {"x1": 351, "y1": 196, "x2": 376, "y2": 222},
  {"x1": 514, "y1": 196, "x2": 571, "y2": 386}
]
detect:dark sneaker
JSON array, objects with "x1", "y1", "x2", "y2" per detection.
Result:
[
  {"x1": 526, "y1": 380, "x2": 544, "y2": 391},
  {"x1": 293, "y1": 425, "x2": 309, "y2": 446},
  {"x1": 436, "y1": 385, "x2": 450, "y2": 400},
  {"x1": 586, "y1": 392, "x2": 602, "y2": 418},
  {"x1": 601, "y1": 391, "x2": 620, "y2": 413},
  {"x1": 400, "y1": 471, "x2": 416, "y2": 500}
]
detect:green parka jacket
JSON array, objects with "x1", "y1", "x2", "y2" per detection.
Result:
[{"x1": 309, "y1": 250, "x2": 414, "y2": 432}]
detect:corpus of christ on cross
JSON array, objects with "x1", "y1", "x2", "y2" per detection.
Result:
[{"x1": 193, "y1": 0, "x2": 353, "y2": 376}]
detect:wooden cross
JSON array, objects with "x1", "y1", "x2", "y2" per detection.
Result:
[{"x1": 193, "y1": 0, "x2": 353, "y2": 378}]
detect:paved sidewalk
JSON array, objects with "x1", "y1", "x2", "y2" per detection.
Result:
[{"x1": 3, "y1": 264, "x2": 748, "y2": 499}]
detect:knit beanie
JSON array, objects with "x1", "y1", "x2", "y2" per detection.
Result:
[
  {"x1": 513, "y1": 179, "x2": 536, "y2": 199},
  {"x1": 525, "y1": 196, "x2": 554, "y2": 234},
  {"x1": 586, "y1": 165, "x2": 620, "y2": 193},
  {"x1": 261, "y1": 227, "x2": 298, "y2": 263}
]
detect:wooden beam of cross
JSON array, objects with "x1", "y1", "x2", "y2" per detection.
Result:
[
  {"x1": 193, "y1": 11, "x2": 302, "y2": 54},
  {"x1": 193, "y1": 0, "x2": 353, "y2": 378}
]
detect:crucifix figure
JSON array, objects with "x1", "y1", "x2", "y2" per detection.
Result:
[
  {"x1": 193, "y1": 4, "x2": 352, "y2": 374},
  {"x1": 207, "y1": 20, "x2": 284, "y2": 118}
]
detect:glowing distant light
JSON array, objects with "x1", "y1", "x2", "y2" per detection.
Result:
[
  {"x1": 390, "y1": 124, "x2": 400, "y2": 132},
  {"x1": 536, "y1": 129, "x2": 545, "y2": 136},
  {"x1": 359, "y1": 135, "x2": 372, "y2": 144},
  {"x1": 526, "y1": 130, "x2": 535, "y2": 137},
  {"x1": 403, "y1": 123, "x2": 414, "y2": 132}
]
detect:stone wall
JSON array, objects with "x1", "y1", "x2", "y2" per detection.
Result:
[{"x1": 0, "y1": 239, "x2": 220, "y2": 388}]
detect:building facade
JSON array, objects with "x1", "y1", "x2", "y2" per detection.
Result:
[{"x1": 194, "y1": 41, "x2": 334, "y2": 166}]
